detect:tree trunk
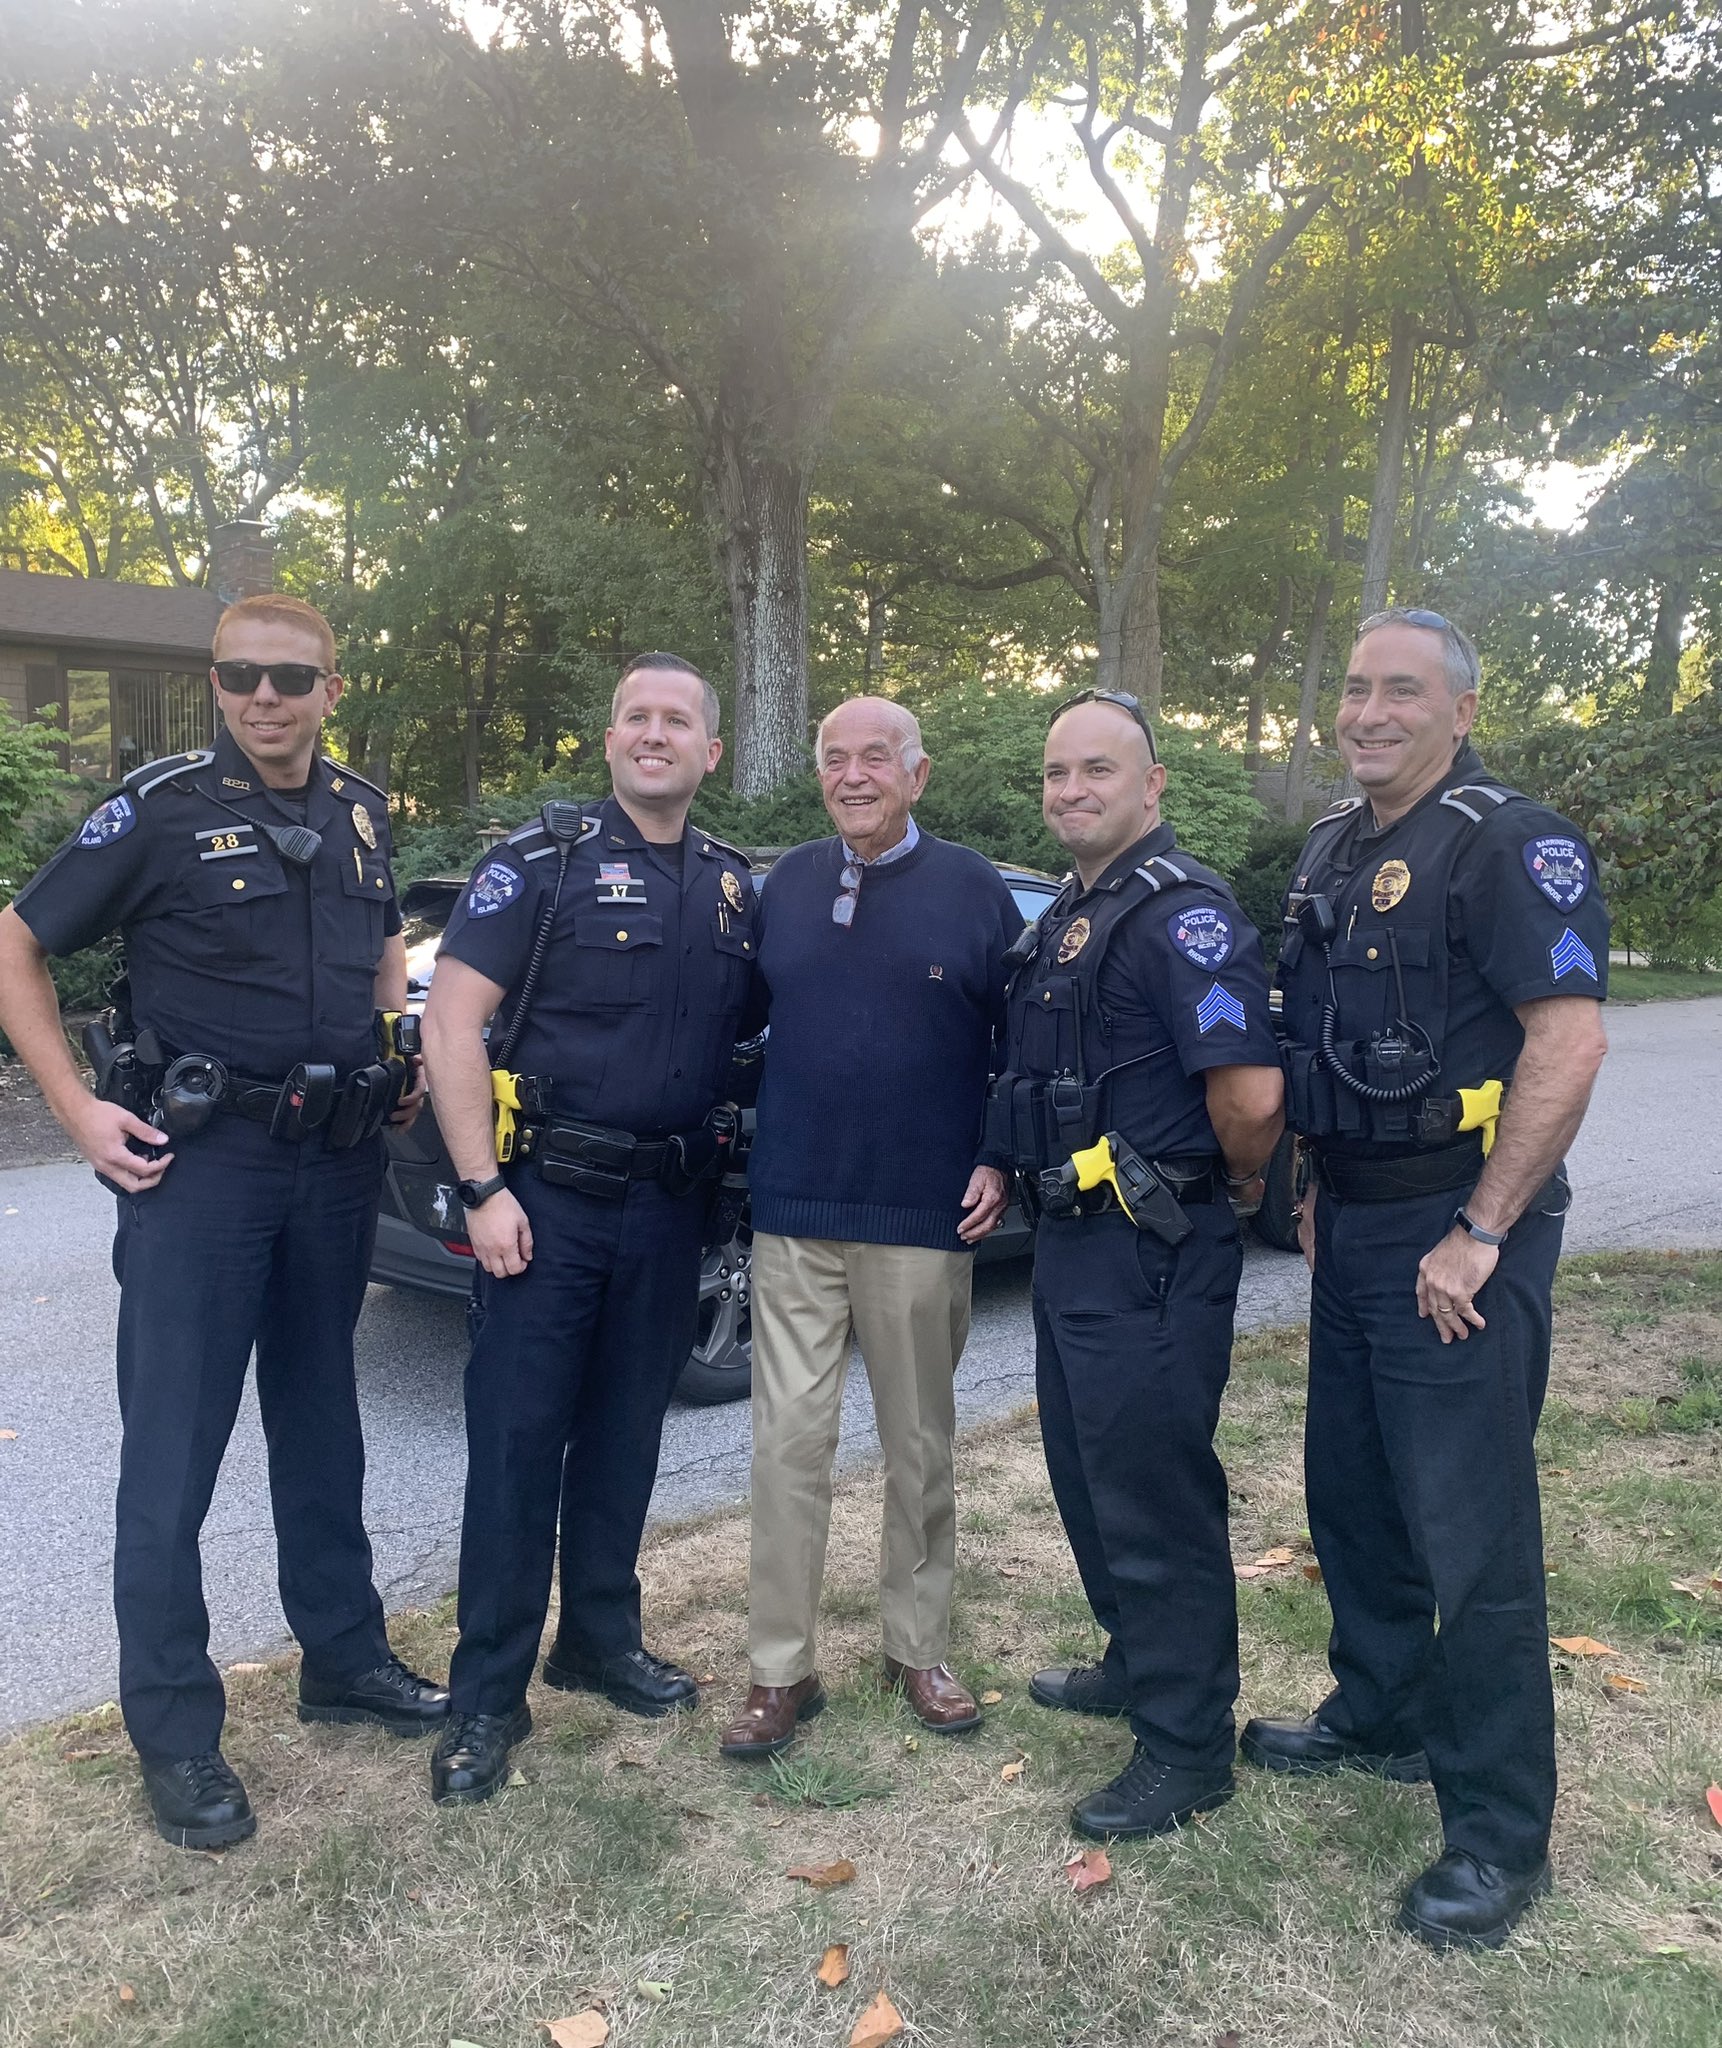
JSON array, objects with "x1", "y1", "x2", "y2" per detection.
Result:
[
  {"x1": 1643, "y1": 579, "x2": 1689, "y2": 717},
  {"x1": 1285, "y1": 578, "x2": 1334, "y2": 824},
  {"x1": 709, "y1": 433, "x2": 810, "y2": 797},
  {"x1": 1118, "y1": 547, "x2": 1164, "y2": 715},
  {"x1": 1246, "y1": 573, "x2": 1295, "y2": 771},
  {"x1": 1359, "y1": 308, "x2": 1416, "y2": 617}
]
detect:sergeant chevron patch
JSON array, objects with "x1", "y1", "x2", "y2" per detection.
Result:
[
  {"x1": 1195, "y1": 982, "x2": 1248, "y2": 1034},
  {"x1": 1549, "y1": 928, "x2": 1598, "y2": 982}
]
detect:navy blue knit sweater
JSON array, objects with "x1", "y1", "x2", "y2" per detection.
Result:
[{"x1": 746, "y1": 832, "x2": 1026, "y2": 1251}]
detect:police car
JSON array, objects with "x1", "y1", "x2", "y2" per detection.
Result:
[{"x1": 369, "y1": 863, "x2": 1067, "y2": 1404}]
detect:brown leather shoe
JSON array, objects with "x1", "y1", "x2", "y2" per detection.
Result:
[
  {"x1": 883, "y1": 1657, "x2": 983, "y2": 1733},
  {"x1": 717, "y1": 1674, "x2": 827, "y2": 1759}
]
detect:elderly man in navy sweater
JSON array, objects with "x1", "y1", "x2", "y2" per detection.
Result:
[{"x1": 718, "y1": 698, "x2": 1026, "y2": 1758}]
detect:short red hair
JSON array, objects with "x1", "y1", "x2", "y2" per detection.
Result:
[{"x1": 213, "y1": 593, "x2": 338, "y2": 671}]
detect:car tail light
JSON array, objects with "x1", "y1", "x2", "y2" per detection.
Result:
[{"x1": 439, "y1": 1239, "x2": 476, "y2": 1258}]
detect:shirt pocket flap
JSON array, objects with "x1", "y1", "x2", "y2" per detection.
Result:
[
  {"x1": 574, "y1": 911, "x2": 664, "y2": 952},
  {"x1": 187, "y1": 858, "x2": 289, "y2": 909},
  {"x1": 1331, "y1": 926, "x2": 1431, "y2": 971},
  {"x1": 341, "y1": 852, "x2": 392, "y2": 901},
  {"x1": 713, "y1": 922, "x2": 755, "y2": 959}
]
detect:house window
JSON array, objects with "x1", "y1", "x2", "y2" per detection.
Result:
[
  {"x1": 63, "y1": 670, "x2": 113, "y2": 781},
  {"x1": 113, "y1": 670, "x2": 213, "y2": 776}
]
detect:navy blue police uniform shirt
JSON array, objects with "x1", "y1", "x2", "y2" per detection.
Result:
[
  {"x1": 435, "y1": 795, "x2": 755, "y2": 1137},
  {"x1": 11, "y1": 728, "x2": 400, "y2": 1077},
  {"x1": 1284, "y1": 748, "x2": 1611, "y2": 1137},
  {"x1": 1034, "y1": 822, "x2": 1279, "y2": 1158}
]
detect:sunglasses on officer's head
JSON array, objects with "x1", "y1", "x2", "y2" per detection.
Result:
[
  {"x1": 212, "y1": 660, "x2": 328, "y2": 697},
  {"x1": 1047, "y1": 687, "x2": 1158, "y2": 763},
  {"x1": 1398, "y1": 609, "x2": 1454, "y2": 633}
]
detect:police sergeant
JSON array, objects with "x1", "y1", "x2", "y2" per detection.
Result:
[
  {"x1": 1243, "y1": 609, "x2": 1609, "y2": 1951},
  {"x1": 0, "y1": 593, "x2": 448, "y2": 1851},
  {"x1": 992, "y1": 689, "x2": 1284, "y2": 1839},
  {"x1": 420, "y1": 653, "x2": 756, "y2": 1804}
]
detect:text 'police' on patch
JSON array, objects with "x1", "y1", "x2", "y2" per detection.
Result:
[
  {"x1": 467, "y1": 858, "x2": 524, "y2": 918},
  {"x1": 77, "y1": 794, "x2": 136, "y2": 848},
  {"x1": 1523, "y1": 835, "x2": 1588, "y2": 909},
  {"x1": 1168, "y1": 905, "x2": 1233, "y2": 969}
]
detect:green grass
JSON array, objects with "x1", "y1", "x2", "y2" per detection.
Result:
[
  {"x1": 1, "y1": 1254, "x2": 1719, "y2": 2046},
  {"x1": 1607, "y1": 964, "x2": 1722, "y2": 1002}
]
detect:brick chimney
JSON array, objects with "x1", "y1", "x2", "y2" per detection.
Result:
[{"x1": 208, "y1": 519, "x2": 275, "y2": 604}]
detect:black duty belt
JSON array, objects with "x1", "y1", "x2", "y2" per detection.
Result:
[
  {"x1": 1064, "y1": 1155, "x2": 1221, "y2": 1218},
  {"x1": 1313, "y1": 1139, "x2": 1482, "y2": 1204}
]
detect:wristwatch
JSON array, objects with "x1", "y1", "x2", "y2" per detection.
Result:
[
  {"x1": 1453, "y1": 1206, "x2": 1508, "y2": 1247},
  {"x1": 456, "y1": 1172, "x2": 508, "y2": 1210}
]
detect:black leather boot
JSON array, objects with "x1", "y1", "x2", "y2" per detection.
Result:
[
  {"x1": 429, "y1": 1705, "x2": 533, "y2": 1806},
  {"x1": 1241, "y1": 1712, "x2": 1429, "y2": 1782},
  {"x1": 141, "y1": 1752, "x2": 257, "y2": 1850}
]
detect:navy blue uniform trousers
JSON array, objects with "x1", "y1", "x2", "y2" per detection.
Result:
[
  {"x1": 1308, "y1": 1179, "x2": 1565, "y2": 1869},
  {"x1": 449, "y1": 1167, "x2": 704, "y2": 1716},
  {"x1": 111, "y1": 1118, "x2": 390, "y2": 1765},
  {"x1": 1032, "y1": 1197, "x2": 1244, "y2": 1774}
]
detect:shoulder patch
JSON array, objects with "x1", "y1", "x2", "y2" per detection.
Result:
[
  {"x1": 77, "y1": 793, "x2": 137, "y2": 848},
  {"x1": 466, "y1": 857, "x2": 527, "y2": 918},
  {"x1": 123, "y1": 749, "x2": 212, "y2": 800},
  {"x1": 1167, "y1": 903, "x2": 1233, "y2": 968},
  {"x1": 1522, "y1": 834, "x2": 1589, "y2": 910}
]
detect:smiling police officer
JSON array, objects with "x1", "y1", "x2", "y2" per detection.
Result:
[
  {"x1": 1244, "y1": 609, "x2": 1609, "y2": 1951},
  {"x1": 0, "y1": 593, "x2": 447, "y2": 1851},
  {"x1": 992, "y1": 689, "x2": 1283, "y2": 1841},
  {"x1": 420, "y1": 653, "x2": 755, "y2": 1805}
]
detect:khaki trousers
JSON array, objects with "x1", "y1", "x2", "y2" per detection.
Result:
[{"x1": 747, "y1": 1233, "x2": 974, "y2": 1685}]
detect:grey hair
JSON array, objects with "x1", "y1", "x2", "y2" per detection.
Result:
[
  {"x1": 611, "y1": 652, "x2": 721, "y2": 738},
  {"x1": 816, "y1": 697, "x2": 926, "y2": 772},
  {"x1": 1357, "y1": 608, "x2": 1481, "y2": 698}
]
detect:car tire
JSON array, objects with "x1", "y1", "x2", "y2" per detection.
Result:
[
  {"x1": 675, "y1": 1223, "x2": 753, "y2": 1405},
  {"x1": 1251, "y1": 1129, "x2": 1303, "y2": 1253}
]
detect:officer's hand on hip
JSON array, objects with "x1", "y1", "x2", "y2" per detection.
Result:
[
  {"x1": 467, "y1": 1186, "x2": 534, "y2": 1277},
  {"x1": 957, "y1": 1165, "x2": 1009, "y2": 1244},
  {"x1": 73, "y1": 1098, "x2": 172, "y2": 1193},
  {"x1": 1416, "y1": 1226, "x2": 1497, "y2": 1344},
  {"x1": 391, "y1": 1055, "x2": 427, "y2": 1132}
]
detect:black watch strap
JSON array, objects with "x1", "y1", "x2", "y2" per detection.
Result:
[
  {"x1": 457, "y1": 1171, "x2": 508, "y2": 1209},
  {"x1": 1454, "y1": 1206, "x2": 1507, "y2": 1247}
]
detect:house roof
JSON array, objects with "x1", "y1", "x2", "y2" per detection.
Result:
[{"x1": 0, "y1": 568, "x2": 221, "y2": 665}]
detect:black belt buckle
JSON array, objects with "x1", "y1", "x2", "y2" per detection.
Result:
[{"x1": 538, "y1": 1120, "x2": 634, "y2": 1199}]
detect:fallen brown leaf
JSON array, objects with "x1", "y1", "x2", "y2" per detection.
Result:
[
  {"x1": 698, "y1": 1671, "x2": 716, "y2": 1684},
  {"x1": 542, "y1": 2015, "x2": 609, "y2": 2048},
  {"x1": 997, "y1": 1565, "x2": 1022, "y2": 1578},
  {"x1": 816, "y1": 1944, "x2": 851, "y2": 1988},
  {"x1": 1706, "y1": 1785, "x2": 1722, "y2": 1830},
  {"x1": 786, "y1": 1858, "x2": 856, "y2": 1889},
  {"x1": 1301, "y1": 1563, "x2": 1323, "y2": 1583},
  {"x1": 60, "y1": 1747, "x2": 106, "y2": 1763},
  {"x1": 1000, "y1": 1755, "x2": 1028, "y2": 1783},
  {"x1": 227, "y1": 1662, "x2": 267, "y2": 1677},
  {"x1": 1255, "y1": 1545, "x2": 1296, "y2": 1566},
  {"x1": 1065, "y1": 1848, "x2": 1112, "y2": 1894},
  {"x1": 979, "y1": 1690, "x2": 1003, "y2": 1706},
  {"x1": 505, "y1": 1767, "x2": 529, "y2": 1787},
  {"x1": 1549, "y1": 1635, "x2": 1618, "y2": 1658},
  {"x1": 1604, "y1": 1672, "x2": 1647, "y2": 1694},
  {"x1": 850, "y1": 1990, "x2": 905, "y2": 2048},
  {"x1": 118, "y1": 1984, "x2": 137, "y2": 2005}
]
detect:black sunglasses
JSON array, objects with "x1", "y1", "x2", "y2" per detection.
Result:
[
  {"x1": 212, "y1": 660, "x2": 328, "y2": 697},
  {"x1": 1398, "y1": 608, "x2": 1454, "y2": 633},
  {"x1": 1048, "y1": 687, "x2": 1158, "y2": 762}
]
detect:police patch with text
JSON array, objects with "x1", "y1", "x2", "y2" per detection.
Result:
[
  {"x1": 1523, "y1": 835, "x2": 1588, "y2": 909},
  {"x1": 77, "y1": 794, "x2": 136, "y2": 848},
  {"x1": 467, "y1": 857, "x2": 525, "y2": 918},
  {"x1": 1168, "y1": 905, "x2": 1233, "y2": 969}
]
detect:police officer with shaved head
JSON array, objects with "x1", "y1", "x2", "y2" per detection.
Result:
[
  {"x1": 991, "y1": 689, "x2": 1284, "y2": 1841},
  {"x1": 1246, "y1": 609, "x2": 1609, "y2": 1951}
]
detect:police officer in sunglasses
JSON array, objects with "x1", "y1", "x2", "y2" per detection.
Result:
[{"x1": 0, "y1": 594, "x2": 447, "y2": 1851}]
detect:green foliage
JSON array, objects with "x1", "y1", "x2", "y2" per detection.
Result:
[
  {"x1": 1614, "y1": 887, "x2": 1722, "y2": 974},
  {"x1": 1503, "y1": 693, "x2": 1722, "y2": 934},
  {"x1": 1229, "y1": 821, "x2": 1310, "y2": 962},
  {"x1": 0, "y1": 708, "x2": 66, "y2": 892}
]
